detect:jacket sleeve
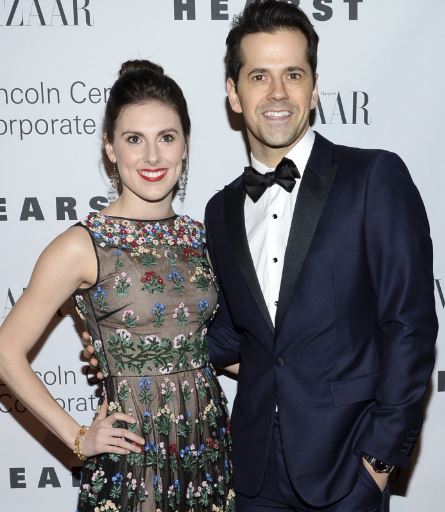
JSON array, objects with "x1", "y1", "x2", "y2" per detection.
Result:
[
  {"x1": 358, "y1": 151, "x2": 437, "y2": 467},
  {"x1": 204, "y1": 207, "x2": 241, "y2": 368}
]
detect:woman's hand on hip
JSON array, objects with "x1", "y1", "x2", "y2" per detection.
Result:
[{"x1": 81, "y1": 401, "x2": 145, "y2": 457}]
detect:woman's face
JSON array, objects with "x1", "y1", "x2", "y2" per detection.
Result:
[{"x1": 105, "y1": 101, "x2": 187, "y2": 205}]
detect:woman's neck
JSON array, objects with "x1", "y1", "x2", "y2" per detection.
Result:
[{"x1": 103, "y1": 191, "x2": 175, "y2": 221}]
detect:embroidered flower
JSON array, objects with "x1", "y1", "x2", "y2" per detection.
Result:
[
  {"x1": 151, "y1": 303, "x2": 165, "y2": 327},
  {"x1": 140, "y1": 271, "x2": 165, "y2": 294},
  {"x1": 173, "y1": 303, "x2": 189, "y2": 326},
  {"x1": 167, "y1": 270, "x2": 185, "y2": 294},
  {"x1": 189, "y1": 266, "x2": 213, "y2": 292},
  {"x1": 122, "y1": 309, "x2": 139, "y2": 328},
  {"x1": 198, "y1": 299, "x2": 209, "y2": 324},
  {"x1": 113, "y1": 272, "x2": 132, "y2": 296}
]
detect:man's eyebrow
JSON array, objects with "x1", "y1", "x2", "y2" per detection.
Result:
[
  {"x1": 247, "y1": 66, "x2": 307, "y2": 77},
  {"x1": 287, "y1": 66, "x2": 307, "y2": 73},
  {"x1": 247, "y1": 68, "x2": 268, "y2": 77}
]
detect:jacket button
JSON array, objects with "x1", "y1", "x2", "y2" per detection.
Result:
[{"x1": 275, "y1": 356, "x2": 285, "y2": 367}]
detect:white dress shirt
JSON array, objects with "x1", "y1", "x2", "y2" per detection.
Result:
[{"x1": 244, "y1": 128, "x2": 315, "y2": 325}]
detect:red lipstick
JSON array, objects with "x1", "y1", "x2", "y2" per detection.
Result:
[{"x1": 137, "y1": 168, "x2": 168, "y2": 183}]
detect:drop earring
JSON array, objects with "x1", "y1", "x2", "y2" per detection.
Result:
[
  {"x1": 110, "y1": 163, "x2": 120, "y2": 191},
  {"x1": 178, "y1": 159, "x2": 188, "y2": 202}
]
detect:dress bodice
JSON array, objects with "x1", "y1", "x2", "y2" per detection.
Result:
[{"x1": 73, "y1": 213, "x2": 218, "y2": 378}]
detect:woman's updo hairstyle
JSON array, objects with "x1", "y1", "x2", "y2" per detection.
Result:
[{"x1": 105, "y1": 59, "x2": 191, "y2": 143}]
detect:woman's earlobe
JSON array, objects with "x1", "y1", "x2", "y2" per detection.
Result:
[{"x1": 104, "y1": 140, "x2": 116, "y2": 164}]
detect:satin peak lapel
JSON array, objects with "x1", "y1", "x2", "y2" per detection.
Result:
[
  {"x1": 275, "y1": 158, "x2": 338, "y2": 336},
  {"x1": 224, "y1": 182, "x2": 274, "y2": 334}
]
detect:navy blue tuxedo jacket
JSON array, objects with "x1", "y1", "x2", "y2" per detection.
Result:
[{"x1": 204, "y1": 132, "x2": 437, "y2": 507}]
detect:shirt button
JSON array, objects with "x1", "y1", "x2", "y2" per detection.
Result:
[
  {"x1": 272, "y1": 213, "x2": 278, "y2": 219},
  {"x1": 273, "y1": 257, "x2": 278, "y2": 263},
  {"x1": 275, "y1": 357, "x2": 285, "y2": 367},
  {"x1": 274, "y1": 300, "x2": 278, "y2": 306}
]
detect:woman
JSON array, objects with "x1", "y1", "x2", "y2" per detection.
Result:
[{"x1": 0, "y1": 60, "x2": 235, "y2": 512}]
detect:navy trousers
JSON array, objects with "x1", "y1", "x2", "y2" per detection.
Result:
[{"x1": 236, "y1": 416, "x2": 390, "y2": 512}]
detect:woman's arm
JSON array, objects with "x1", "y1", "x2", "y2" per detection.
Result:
[{"x1": 0, "y1": 227, "x2": 144, "y2": 457}]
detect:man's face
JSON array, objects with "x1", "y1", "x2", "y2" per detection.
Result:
[{"x1": 227, "y1": 29, "x2": 318, "y2": 165}]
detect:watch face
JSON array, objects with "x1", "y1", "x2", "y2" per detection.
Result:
[
  {"x1": 374, "y1": 460, "x2": 391, "y2": 472},
  {"x1": 364, "y1": 454, "x2": 395, "y2": 474}
]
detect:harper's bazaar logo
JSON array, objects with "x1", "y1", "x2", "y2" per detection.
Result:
[
  {"x1": 0, "y1": 0, "x2": 93, "y2": 26},
  {"x1": 172, "y1": 0, "x2": 366, "y2": 21},
  {"x1": 316, "y1": 90, "x2": 370, "y2": 125}
]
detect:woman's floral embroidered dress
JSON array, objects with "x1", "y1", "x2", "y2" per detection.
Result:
[{"x1": 74, "y1": 214, "x2": 234, "y2": 512}]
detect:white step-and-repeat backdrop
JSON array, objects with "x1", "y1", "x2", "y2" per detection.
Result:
[{"x1": 1, "y1": 1, "x2": 444, "y2": 510}]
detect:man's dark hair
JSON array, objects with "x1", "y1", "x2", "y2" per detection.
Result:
[{"x1": 225, "y1": 0, "x2": 319, "y2": 85}]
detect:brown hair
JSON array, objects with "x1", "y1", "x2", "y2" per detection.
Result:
[{"x1": 105, "y1": 59, "x2": 191, "y2": 142}]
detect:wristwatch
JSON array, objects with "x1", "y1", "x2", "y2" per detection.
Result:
[{"x1": 363, "y1": 453, "x2": 395, "y2": 474}]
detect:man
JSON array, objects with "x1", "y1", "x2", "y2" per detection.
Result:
[
  {"x1": 203, "y1": 1, "x2": 437, "y2": 511},
  {"x1": 86, "y1": 1, "x2": 437, "y2": 510}
]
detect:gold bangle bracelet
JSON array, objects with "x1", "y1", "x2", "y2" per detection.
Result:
[{"x1": 73, "y1": 425, "x2": 89, "y2": 461}]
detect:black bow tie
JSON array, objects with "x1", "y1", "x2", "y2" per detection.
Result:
[{"x1": 242, "y1": 157, "x2": 301, "y2": 203}]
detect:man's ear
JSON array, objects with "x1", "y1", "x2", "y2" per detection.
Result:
[
  {"x1": 104, "y1": 135, "x2": 116, "y2": 164},
  {"x1": 226, "y1": 77, "x2": 243, "y2": 114},
  {"x1": 311, "y1": 74, "x2": 319, "y2": 110}
]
